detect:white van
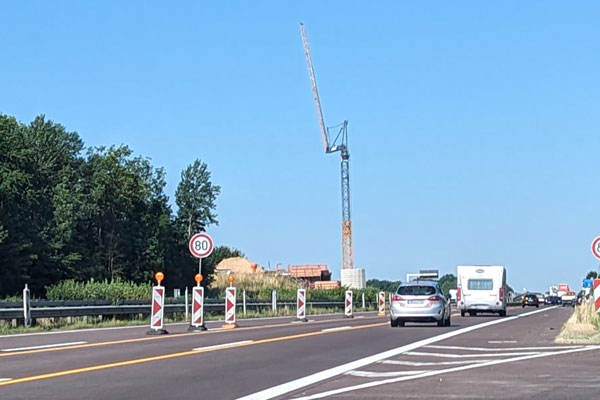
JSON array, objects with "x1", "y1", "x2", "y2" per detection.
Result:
[{"x1": 456, "y1": 265, "x2": 506, "y2": 317}]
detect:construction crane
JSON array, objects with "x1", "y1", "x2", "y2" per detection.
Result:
[{"x1": 300, "y1": 23, "x2": 353, "y2": 271}]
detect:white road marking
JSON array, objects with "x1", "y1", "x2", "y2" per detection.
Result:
[
  {"x1": 238, "y1": 306, "x2": 559, "y2": 400},
  {"x1": 488, "y1": 340, "x2": 517, "y2": 343},
  {"x1": 380, "y1": 359, "x2": 493, "y2": 366},
  {"x1": 192, "y1": 340, "x2": 253, "y2": 351},
  {"x1": 321, "y1": 326, "x2": 351, "y2": 333},
  {"x1": 294, "y1": 345, "x2": 600, "y2": 399},
  {"x1": 0, "y1": 379, "x2": 12, "y2": 382},
  {"x1": 424, "y1": 345, "x2": 582, "y2": 352},
  {"x1": 1, "y1": 341, "x2": 87, "y2": 352},
  {"x1": 404, "y1": 351, "x2": 540, "y2": 358},
  {"x1": 346, "y1": 370, "x2": 426, "y2": 378}
]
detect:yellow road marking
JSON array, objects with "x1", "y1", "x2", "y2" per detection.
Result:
[
  {"x1": 0, "y1": 314, "x2": 382, "y2": 358},
  {"x1": 0, "y1": 321, "x2": 387, "y2": 387}
]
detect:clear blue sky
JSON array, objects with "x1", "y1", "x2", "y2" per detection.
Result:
[{"x1": 2, "y1": 1, "x2": 600, "y2": 292}]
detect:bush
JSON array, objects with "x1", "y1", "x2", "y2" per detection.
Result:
[{"x1": 45, "y1": 278, "x2": 152, "y2": 304}]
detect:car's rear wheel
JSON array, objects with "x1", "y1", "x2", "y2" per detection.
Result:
[
  {"x1": 469, "y1": 311, "x2": 476, "y2": 317},
  {"x1": 445, "y1": 314, "x2": 451, "y2": 326},
  {"x1": 390, "y1": 318, "x2": 398, "y2": 327},
  {"x1": 437, "y1": 318, "x2": 445, "y2": 327},
  {"x1": 499, "y1": 310, "x2": 506, "y2": 317},
  {"x1": 398, "y1": 320, "x2": 405, "y2": 327},
  {"x1": 460, "y1": 310, "x2": 465, "y2": 317}
]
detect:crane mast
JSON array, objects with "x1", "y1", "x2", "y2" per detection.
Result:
[{"x1": 300, "y1": 23, "x2": 354, "y2": 271}]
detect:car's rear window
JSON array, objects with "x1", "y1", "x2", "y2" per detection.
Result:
[
  {"x1": 397, "y1": 286, "x2": 436, "y2": 296},
  {"x1": 467, "y1": 279, "x2": 493, "y2": 290}
]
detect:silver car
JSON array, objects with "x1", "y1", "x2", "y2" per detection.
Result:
[{"x1": 390, "y1": 280, "x2": 451, "y2": 327}]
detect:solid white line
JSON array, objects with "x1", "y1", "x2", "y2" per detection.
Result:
[
  {"x1": 424, "y1": 344, "x2": 582, "y2": 352},
  {"x1": 380, "y1": 359, "x2": 493, "y2": 366},
  {"x1": 237, "y1": 306, "x2": 558, "y2": 400},
  {"x1": 0, "y1": 379, "x2": 12, "y2": 382},
  {"x1": 193, "y1": 340, "x2": 253, "y2": 351},
  {"x1": 321, "y1": 326, "x2": 351, "y2": 333},
  {"x1": 404, "y1": 351, "x2": 541, "y2": 358},
  {"x1": 294, "y1": 345, "x2": 600, "y2": 399},
  {"x1": 1, "y1": 341, "x2": 87, "y2": 352},
  {"x1": 346, "y1": 370, "x2": 426, "y2": 378}
]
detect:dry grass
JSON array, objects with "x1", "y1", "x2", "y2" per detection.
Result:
[
  {"x1": 555, "y1": 301, "x2": 600, "y2": 344},
  {"x1": 209, "y1": 273, "x2": 302, "y2": 292}
]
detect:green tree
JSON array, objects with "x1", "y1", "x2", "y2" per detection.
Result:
[
  {"x1": 367, "y1": 279, "x2": 402, "y2": 292},
  {"x1": 175, "y1": 159, "x2": 221, "y2": 237},
  {"x1": 586, "y1": 271, "x2": 598, "y2": 280}
]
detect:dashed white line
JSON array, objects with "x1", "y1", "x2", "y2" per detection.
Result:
[
  {"x1": 346, "y1": 370, "x2": 427, "y2": 378},
  {"x1": 321, "y1": 326, "x2": 351, "y2": 333},
  {"x1": 380, "y1": 359, "x2": 493, "y2": 366},
  {"x1": 404, "y1": 351, "x2": 540, "y2": 358},
  {"x1": 192, "y1": 340, "x2": 253, "y2": 351},
  {"x1": 488, "y1": 340, "x2": 517, "y2": 344},
  {"x1": 1, "y1": 341, "x2": 87, "y2": 352}
]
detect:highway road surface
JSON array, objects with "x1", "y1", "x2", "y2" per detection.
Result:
[{"x1": 0, "y1": 305, "x2": 598, "y2": 399}]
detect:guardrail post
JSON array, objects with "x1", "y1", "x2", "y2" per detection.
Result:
[
  {"x1": 362, "y1": 293, "x2": 365, "y2": 310},
  {"x1": 185, "y1": 287, "x2": 189, "y2": 322},
  {"x1": 23, "y1": 284, "x2": 31, "y2": 327},
  {"x1": 272, "y1": 290, "x2": 277, "y2": 314},
  {"x1": 243, "y1": 289, "x2": 247, "y2": 316}
]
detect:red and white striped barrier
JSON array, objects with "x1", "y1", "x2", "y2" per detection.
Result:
[
  {"x1": 594, "y1": 279, "x2": 600, "y2": 314},
  {"x1": 345, "y1": 290, "x2": 353, "y2": 318},
  {"x1": 148, "y1": 285, "x2": 167, "y2": 334},
  {"x1": 223, "y1": 287, "x2": 237, "y2": 327},
  {"x1": 378, "y1": 291, "x2": 386, "y2": 316},
  {"x1": 190, "y1": 286, "x2": 207, "y2": 331},
  {"x1": 297, "y1": 289, "x2": 307, "y2": 321}
]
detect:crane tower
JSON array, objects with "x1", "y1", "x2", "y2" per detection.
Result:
[{"x1": 300, "y1": 23, "x2": 365, "y2": 288}]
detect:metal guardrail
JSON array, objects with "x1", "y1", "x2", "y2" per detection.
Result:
[{"x1": 0, "y1": 300, "x2": 353, "y2": 321}]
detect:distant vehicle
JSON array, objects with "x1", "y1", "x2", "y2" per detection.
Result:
[
  {"x1": 545, "y1": 295, "x2": 559, "y2": 305},
  {"x1": 561, "y1": 291, "x2": 577, "y2": 307},
  {"x1": 536, "y1": 293, "x2": 546, "y2": 304},
  {"x1": 522, "y1": 293, "x2": 539, "y2": 308},
  {"x1": 390, "y1": 280, "x2": 451, "y2": 327},
  {"x1": 448, "y1": 289, "x2": 457, "y2": 304},
  {"x1": 557, "y1": 283, "x2": 570, "y2": 298},
  {"x1": 457, "y1": 265, "x2": 507, "y2": 317}
]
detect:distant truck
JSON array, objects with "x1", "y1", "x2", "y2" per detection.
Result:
[
  {"x1": 561, "y1": 291, "x2": 576, "y2": 307},
  {"x1": 457, "y1": 265, "x2": 507, "y2": 317}
]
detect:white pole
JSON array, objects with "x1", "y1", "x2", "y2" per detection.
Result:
[
  {"x1": 362, "y1": 292, "x2": 365, "y2": 309},
  {"x1": 272, "y1": 289, "x2": 277, "y2": 313},
  {"x1": 23, "y1": 284, "x2": 31, "y2": 327},
  {"x1": 243, "y1": 289, "x2": 247, "y2": 316},
  {"x1": 185, "y1": 287, "x2": 189, "y2": 322}
]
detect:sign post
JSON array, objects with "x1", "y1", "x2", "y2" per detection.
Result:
[
  {"x1": 147, "y1": 272, "x2": 168, "y2": 335},
  {"x1": 378, "y1": 291, "x2": 386, "y2": 316},
  {"x1": 297, "y1": 288, "x2": 308, "y2": 322},
  {"x1": 594, "y1": 279, "x2": 600, "y2": 314},
  {"x1": 188, "y1": 233, "x2": 214, "y2": 331}
]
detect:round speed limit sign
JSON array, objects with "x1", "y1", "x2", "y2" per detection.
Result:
[
  {"x1": 592, "y1": 236, "x2": 600, "y2": 260},
  {"x1": 189, "y1": 233, "x2": 214, "y2": 259}
]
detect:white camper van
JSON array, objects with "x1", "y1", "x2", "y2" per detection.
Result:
[{"x1": 456, "y1": 265, "x2": 506, "y2": 317}]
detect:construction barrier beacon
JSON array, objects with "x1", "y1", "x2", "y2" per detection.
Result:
[
  {"x1": 378, "y1": 291, "x2": 386, "y2": 316},
  {"x1": 345, "y1": 290, "x2": 354, "y2": 318},
  {"x1": 594, "y1": 279, "x2": 600, "y2": 314},
  {"x1": 297, "y1": 288, "x2": 308, "y2": 322},
  {"x1": 147, "y1": 272, "x2": 168, "y2": 335},
  {"x1": 223, "y1": 287, "x2": 237, "y2": 328}
]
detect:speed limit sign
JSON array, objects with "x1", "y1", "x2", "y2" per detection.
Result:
[
  {"x1": 592, "y1": 236, "x2": 600, "y2": 260},
  {"x1": 189, "y1": 233, "x2": 214, "y2": 259}
]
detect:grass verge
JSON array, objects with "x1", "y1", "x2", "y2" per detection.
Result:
[{"x1": 555, "y1": 301, "x2": 600, "y2": 344}]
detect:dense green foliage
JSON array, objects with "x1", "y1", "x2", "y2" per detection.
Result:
[
  {"x1": 45, "y1": 279, "x2": 151, "y2": 303},
  {"x1": 438, "y1": 274, "x2": 457, "y2": 295},
  {"x1": 0, "y1": 114, "x2": 222, "y2": 296},
  {"x1": 586, "y1": 271, "x2": 598, "y2": 280},
  {"x1": 366, "y1": 279, "x2": 402, "y2": 292}
]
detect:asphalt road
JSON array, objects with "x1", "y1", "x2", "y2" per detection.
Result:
[{"x1": 0, "y1": 305, "x2": 596, "y2": 399}]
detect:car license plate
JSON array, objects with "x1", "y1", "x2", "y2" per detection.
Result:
[{"x1": 408, "y1": 300, "x2": 422, "y2": 305}]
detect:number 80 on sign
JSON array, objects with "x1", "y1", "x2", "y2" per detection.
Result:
[
  {"x1": 189, "y1": 233, "x2": 214, "y2": 259},
  {"x1": 591, "y1": 236, "x2": 600, "y2": 260}
]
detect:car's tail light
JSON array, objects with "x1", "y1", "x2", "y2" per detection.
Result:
[
  {"x1": 457, "y1": 288, "x2": 462, "y2": 302},
  {"x1": 428, "y1": 295, "x2": 443, "y2": 302},
  {"x1": 392, "y1": 295, "x2": 404, "y2": 302},
  {"x1": 499, "y1": 287, "x2": 504, "y2": 302}
]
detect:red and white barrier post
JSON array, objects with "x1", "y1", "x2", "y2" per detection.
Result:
[
  {"x1": 189, "y1": 273, "x2": 207, "y2": 331},
  {"x1": 222, "y1": 274, "x2": 238, "y2": 329},
  {"x1": 594, "y1": 279, "x2": 600, "y2": 314},
  {"x1": 147, "y1": 272, "x2": 168, "y2": 335},
  {"x1": 345, "y1": 290, "x2": 354, "y2": 318},
  {"x1": 378, "y1": 291, "x2": 386, "y2": 316},
  {"x1": 297, "y1": 288, "x2": 308, "y2": 322}
]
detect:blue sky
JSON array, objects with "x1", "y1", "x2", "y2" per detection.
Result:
[{"x1": 2, "y1": 1, "x2": 600, "y2": 292}]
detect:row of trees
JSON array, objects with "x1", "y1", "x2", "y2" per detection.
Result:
[{"x1": 0, "y1": 114, "x2": 230, "y2": 297}]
